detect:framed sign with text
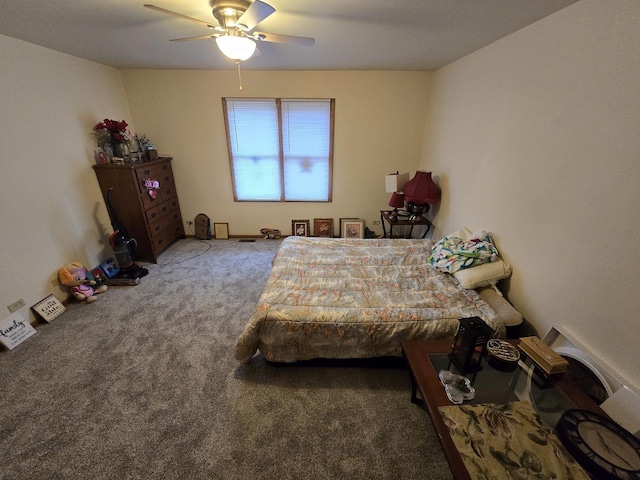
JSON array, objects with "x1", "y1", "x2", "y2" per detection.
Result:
[
  {"x1": 0, "y1": 312, "x2": 37, "y2": 350},
  {"x1": 31, "y1": 294, "x2": 66, "y2": 323}
]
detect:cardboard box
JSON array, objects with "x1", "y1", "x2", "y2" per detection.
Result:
[{"x1": 518, "y1": 336, "x2": 569, "y2": 375}]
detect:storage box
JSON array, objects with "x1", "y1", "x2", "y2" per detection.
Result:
[{"x1": 518, "y1": 336, "x2": 569, "y2": 375}]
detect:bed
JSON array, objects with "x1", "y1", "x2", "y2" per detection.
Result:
[{"x1": 235, "y1": 236, "x2": 506, "y2": 363}]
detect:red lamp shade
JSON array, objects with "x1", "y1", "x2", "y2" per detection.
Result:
[
  {"x1": 403, "y1": 171, "x2": 440, "y2": 205},
  {"x1": 388, "y1": 192, "x2": 405, "y2": 209}
]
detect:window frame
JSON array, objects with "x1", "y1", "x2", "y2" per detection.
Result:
[{"x1": 222, "y1": 97, "x2": 335, "y2": 202}]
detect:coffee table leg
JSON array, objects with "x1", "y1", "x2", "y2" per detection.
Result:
[
  {"x1": 403, "y1": 349, "x2": 425, "y2": 406},
  {"x1": 410, "y1": 379, "x2": 425, "y2": 406}
]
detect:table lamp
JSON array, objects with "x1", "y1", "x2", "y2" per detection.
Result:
[
  {"x1": 385, "y1": 172, "x2": 409, "y2": 221},
  {"x1": 403, "y1": 171, "x2": 441, "y2": 222}
]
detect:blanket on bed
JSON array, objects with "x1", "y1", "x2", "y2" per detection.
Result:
[
  {"x1": 235, "y1": 237, "x2": 504, "y2": 363},
  {"x1": 428, "y1": 231, "x2": 499, "y2": 273}
]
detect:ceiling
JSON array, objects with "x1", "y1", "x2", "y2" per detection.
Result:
[{"x1": 0, "y1": 0, "x2": 579, "y2": 71}]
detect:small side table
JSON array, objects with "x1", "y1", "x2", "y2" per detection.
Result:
[{"x1": 380, "y1": 210, "x2": 432, "y2": 239}]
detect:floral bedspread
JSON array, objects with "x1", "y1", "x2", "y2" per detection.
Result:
[
  {"x1": 235, "y1": 236, "x2": 504, "y2": 363},
  {"x1": 439, "y1": 401, "x2": 590, "y2": 480}
]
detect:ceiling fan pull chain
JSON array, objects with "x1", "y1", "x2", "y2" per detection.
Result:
[{"x1": 236, "y1": 61, "x2": 243, "y2": 91}]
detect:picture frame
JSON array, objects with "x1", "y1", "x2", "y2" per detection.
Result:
[
  {"x1": 292, "y1": 219, "x2": 310, "y2": 237},
  {"x1": 214, "y1": 222, "x2": 229, "y2": 239},
  {"x1": 99, "y1": 257, "x2": 120, "y2": 279},
  {"x1": 339, "y1": 217, "x2": 359, "y2": 238},
  {"x1": 89, "y1": 267, "x2": 107, "y2": 287},
  {"x1": 31, "y1": 294, "x2": 67, "y2": 323},
  {"x1": 313, "y1": 218, "x2": 334, "y2": 237},
  {"x1": 341, "y1": 219, "x2": 365, "y2": 239},
  {"x1": 0, "y1": 312, "x2": 37, "y2": 350}
]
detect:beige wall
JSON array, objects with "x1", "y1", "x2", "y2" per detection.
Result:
[
  {"x1": 0, "y1": 34, "x2": 132, "y2": 323},
  {"x1": 4, "y1": 0, "x2": 637, "y2": 395},
  {"x1": 421, "y1": 0, "x2": 640, "y2": 387},
  {"x1": 120, "y1": 70, "x2": 430, "y2": 237},
  {"x1": 0, "y1": 44, "x2": 430, "y2": 327}
]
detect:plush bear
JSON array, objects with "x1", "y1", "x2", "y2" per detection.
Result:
[{"x1": 58, "y1": 262, "x2": 107, "y2": 303}]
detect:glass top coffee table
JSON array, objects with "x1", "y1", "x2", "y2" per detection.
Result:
[{"x1": 401, "y1": 339, "x2": 606, "y2": 480}]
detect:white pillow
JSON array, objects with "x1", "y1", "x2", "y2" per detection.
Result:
[
  {"x1": 453, "y1": 258, "x2": 512, "y2": 289},
  {"x1": 444, "y1": 226, "x2": 472, "y2": 241}
]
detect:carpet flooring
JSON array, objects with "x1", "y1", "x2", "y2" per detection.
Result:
[{"x1": 0, "y1": 238, "x2": 452, "y2": 479}]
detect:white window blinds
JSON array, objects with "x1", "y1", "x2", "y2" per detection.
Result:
[{"x1": 223, "y1": 98, "x2": 333, "y2": 202}]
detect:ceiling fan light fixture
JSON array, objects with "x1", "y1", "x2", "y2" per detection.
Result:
[{"x1": 215, "y1": 33, "x2": 256, "y2": 61}]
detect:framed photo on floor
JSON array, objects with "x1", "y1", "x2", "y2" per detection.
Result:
[
  {"x1": 313, "y1": 218, "x2": 334, "y2": 237},
  {"x1": 341, "y1": 219, "x2": 365, "y2": 239},
  {"x1": 214, "y1": 222, "x2": 229, "y2": 239},
  {"x1": 339, "y1": 218, "x2": 359, "y2": 238},
  {"x1": 292, "y1": 219, "x2": 310, "y2": 236}
]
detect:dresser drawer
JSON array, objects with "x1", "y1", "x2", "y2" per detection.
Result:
[
  {"x1": 159, "y1": 178, "x2": 177, "y2": 201},
  {"x1": 135, "y1": 165, "x2": 159, "y2": 194},
  {"x1": 157, "y1": 199, "x2": 174, "y2": 219},
  {"x1": 149, "y1": 218, "x2": 170, "y2": 239},
  {"x1": 157, "y1": 161, "x2": 172, "y2": 178},
  {"x1": 145, "y1": 205, "x2": 161, "y2": 224},
  {"x1": 146, "y1": 193, "x2": 180, "y2": 226},
  {"x1": 141, "y1": 187, "x2": 163, "y2": 211},
  {"x1": 164, "y1": 196, "x2": 180, "y2": 213},
  {"x1": 145, "y1": 197, "x2": 180, "y2": 224},
  {"x1": 150, "y1": 219, "x2": 184, "y2": 253},
  {"x1": 149, "y1": 213, "x2": 182, "y2": 240}
]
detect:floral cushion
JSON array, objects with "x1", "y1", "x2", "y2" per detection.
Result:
[{"x1": 438, "y1": 401, "x2": 589, "y2": 480}]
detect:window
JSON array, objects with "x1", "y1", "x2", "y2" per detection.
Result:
[{"x1": 222, "y1": 98, "x2": 334, "y2": 202}]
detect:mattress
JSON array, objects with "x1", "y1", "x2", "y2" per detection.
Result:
[{"x1": 235, "y1": 236, "x2": 504, "y2": 363}]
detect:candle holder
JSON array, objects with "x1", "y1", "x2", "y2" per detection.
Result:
[{"x1": 448, "y1": 317, "x2": 494, "y2": 374}]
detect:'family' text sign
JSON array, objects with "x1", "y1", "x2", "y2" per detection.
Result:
[{"x1": 0, "y1": 312, "x2": 37, "y2": 350}]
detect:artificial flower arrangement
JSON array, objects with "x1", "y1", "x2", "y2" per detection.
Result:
[
  {"x1": 93, "y1": 118, "x2": 129, "y2": 148},
  {"x1": 93, "y1": 118, "x2": 152, "y2": 164}
]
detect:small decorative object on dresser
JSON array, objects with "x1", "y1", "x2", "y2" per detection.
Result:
[
  {"x1": 93, "y1": 157, "x2": 185, "y2": 263},
  {"x1": 292, "y1": 220, "x2": 310, "y2": 237},
  {"x1": 313, "y1": 218, "x2": 333, "y2": 237}
]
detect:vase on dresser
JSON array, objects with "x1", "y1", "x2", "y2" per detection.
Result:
[{"x1": 113, "y1": 142, "x2": 131, "y2": 162}]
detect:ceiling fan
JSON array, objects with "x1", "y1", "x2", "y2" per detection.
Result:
[{"x1": 144, "y1": 0, "x2": 315, "y2": 62}]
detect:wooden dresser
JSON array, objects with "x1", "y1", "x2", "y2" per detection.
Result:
[{"x1": 92, "y1": 157, "x2": 185, "y2": 263}]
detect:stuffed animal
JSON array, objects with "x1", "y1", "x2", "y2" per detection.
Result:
[
  {"x1": 58, "y1": 262, "x2": 107, "y2": 303},
  {"x1": 260, "y1": 228, "x2": 281, "y2": 239}
]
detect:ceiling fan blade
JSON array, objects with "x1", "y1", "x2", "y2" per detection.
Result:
[
  {"x1": 253, "y1": 32, "x2": 315, "y2": 47},
  {"x1": 237, "y1": 0, "x2": 275, "y2": 31},
  {"x1": 170, "y1": 34, "x2": 220, "y2": 42},
  {"x1": 144, "y1": 4, "x2": 218, "y2": 29}
]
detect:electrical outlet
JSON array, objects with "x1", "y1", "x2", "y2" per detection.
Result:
[
  {"x1": 7, "y1": 298, "x2": 25, "y2": 313},
  {"x1": 372, "y1": 220, "x2": 381, "y2": 225}
]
